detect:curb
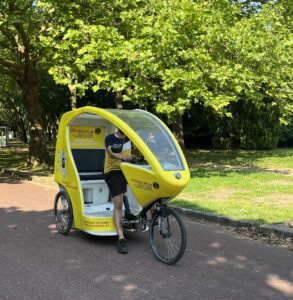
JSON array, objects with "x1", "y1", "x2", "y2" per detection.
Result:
[
  {"x1": 0, "y1": 168, "x2": 32, "y2": 180},
  {"x1": 260, "y1": 224, "x2": 293, "y2": 239},
  {"x1": 0, "y1": 168, "x2": 58, "y2": 189},
  {"x1": 171, "y1": 205, "x2": 293, "y2": 239}
]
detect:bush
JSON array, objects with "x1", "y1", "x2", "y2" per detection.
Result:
[
  {"x1": 183, "y1": 104, "x2": 214, "y2": 148},
  {"x1": 212, "y1": 100, "x2": 281, "y2": 150},
  {"x1": 278, "y1": 118, "x2": 293, "y2": 147}
]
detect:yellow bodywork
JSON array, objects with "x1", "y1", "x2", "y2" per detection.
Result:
[{"x1": 54, "y1": 106, "x2": 190, "y2": 235}]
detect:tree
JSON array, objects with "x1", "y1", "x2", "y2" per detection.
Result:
[
  {"x1": 40, "y1": 1, "x2": 226, "y2": 147},
  {"x1": 185, "y1": 0, "x2": 292, "y2": 149},
  {"x1": 0, "y1": 0, "x2": 50, "y2": 165},
  {"x1": 210, "y1": 1, "x2": 292, "y2": 148},
  {"x1": 40, "y1": 0, "x2": 292, "y2": 149},
  {"x1": 38, "y1": 70, "x2": 71, "y2": 141},
  {"x1": 0, "y1": 76, "x2": 28, "y2": 142}
]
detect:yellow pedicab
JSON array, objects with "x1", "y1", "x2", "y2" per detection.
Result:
[{"x1": 54, "y1": 106, "x2": 190, "y2": 264}]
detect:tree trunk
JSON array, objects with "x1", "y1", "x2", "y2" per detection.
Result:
[
  {"x1": 0, "y1": 21, "x2": 50, "y2": 165},
  {"x1": 115, "y1": 92, "x2": 123, "y2": 109},
  {"x1": 46, "y1": 114, "x2": 52, "y2": 142},
  {"x1": 12, "y1": 106, "x2": 27, "y2": 143},
  {"x1": 47, "y1": 123, "x2": 52, "y2": 142},
  {"x1": 68, "y1": 84, "x2": 77, "y2": 110},
  {"x1": 172, "y1": 113, "x2": 185, "y2": 150},
  {"x1": 20, "y1": 72, "x2": 50, "y2": 166},
  {"x1": 18, "y1": 114, "x2": 28, "y2": 143},
  {"x1": 52, "y1": 120, "x2": 58, "y2": 140}
]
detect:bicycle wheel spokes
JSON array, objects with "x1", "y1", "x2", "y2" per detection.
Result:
[
  {"x1": 166, "y1": 237, "x2": 180, "y2": 258},
  {"x1": 56, "y1": 210, "x2": 68, "y2": 229},
  {"x1": 56, "y1": 200, "x2": 68, "y2": 229},
  {"x1": 157, "y1": 215, "x2": 181, "y2": 258},
  {"x1": 150, "y1": 207, "x2": 186, "y2": 264},
  {"x1": 54, "y1": 192, "x2": 73, "y2": 235}
]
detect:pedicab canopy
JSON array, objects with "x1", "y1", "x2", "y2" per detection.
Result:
[{"x1": 54, "y1": 106, "x2": 190, "y2": 226}]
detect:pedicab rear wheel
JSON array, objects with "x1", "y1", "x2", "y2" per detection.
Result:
[
  {"x1": 149, "y1": 206, "x2": 186, "y2": 265},
  {"x1": 54, "y1": 191, "x2": 73, "y2": 235}
]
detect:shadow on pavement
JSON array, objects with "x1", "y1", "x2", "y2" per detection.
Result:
[{"x1": 1, "y1": 205, "x2": 292, "y2": 299}]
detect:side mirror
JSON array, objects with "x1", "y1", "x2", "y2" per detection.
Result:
[{"x1": 111, "y1": 144, "x2": 123, "y2": 153}]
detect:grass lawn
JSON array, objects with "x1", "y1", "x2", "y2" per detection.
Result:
[
  {"x1": 0, "y1": 140, "x2": 55, "y2": 176},
  {"x1": 1, "y1": 140, "x2": 292, "y2": 225},
  {"x1": 172, "y1": 149, "x2": 293, "y2": 225}
]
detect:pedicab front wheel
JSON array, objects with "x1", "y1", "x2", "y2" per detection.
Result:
[
  {"x1": 149, "y1": 206, "x2": 186, "y2": 265},
  {"x1": 54, "y1": 191, "x2": 73, "y2": 235}
]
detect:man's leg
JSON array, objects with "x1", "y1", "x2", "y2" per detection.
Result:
[
  {"x1": 123, "y1": 195, "x2": 131, "y2": 215},
  {"x1": 123, "y1": 195, "x2": 137, "y2": 220},
  {"x1": 113, "y1": 193, "x2": 128, "y2": 254},
  {"x1": 113, "y1": 193, "x2": 124, "y2": 240}
]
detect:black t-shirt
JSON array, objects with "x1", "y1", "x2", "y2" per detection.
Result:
[
  {"x1": 105, "y1": 134, "x2": 129, "y2": 149},
  {"x1": 104, "y1": 134, "x2": 131, "y2": 173}
]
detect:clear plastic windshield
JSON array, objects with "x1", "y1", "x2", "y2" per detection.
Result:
[{"x1": 107, "y1": 109, "x2": 184, "y2": 171}]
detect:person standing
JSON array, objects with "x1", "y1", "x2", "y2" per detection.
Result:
[{"x1": 104, "y1": 128, "x2": 133, "y2": 254}]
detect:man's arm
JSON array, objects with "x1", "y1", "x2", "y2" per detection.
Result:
[{"x1": 106, "y1": 146, "x2": 131, "y2": 161}]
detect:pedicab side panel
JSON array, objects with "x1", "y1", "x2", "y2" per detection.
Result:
[
  {"x1": 54, "y1": 109, "x2": 116, "y2": 234},
  {"x1": 107, "y1": 109, "x2": 190, "y2": 190},
  {"x1": 120, "y1": 164, "x2": 184, "y2": 207},
  {"x1": 54, "y1": 111, "x2": 83, "y2": 229}
]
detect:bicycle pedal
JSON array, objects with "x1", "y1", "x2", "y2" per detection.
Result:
[
  {"x1": 141, "y1": 225, "x2": 149, "y2": 232},
  {"x1": 124, "y1": 228, "x2": 137, "y2": 232},
  {"x1": 127, "y1": 219, "x2": 139, "y2": 224},
  {"x1": 122, "y1": 218, "x2": 139, "y2": 224}
]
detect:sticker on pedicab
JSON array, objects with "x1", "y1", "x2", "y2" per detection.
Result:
[
  {"x1": 70, "y1": 126, "x2": 104, "y2": 149},
  {"x1": 131, "y1": 179, "x2": 154, "y2": 191},
  {"x1": 83, "y1": 220, "x2": 112, "y2": 228},
  {"x1": 57, "y1": 150, "x2": 67, "y2": 179}
]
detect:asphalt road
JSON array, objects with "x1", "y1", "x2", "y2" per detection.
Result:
[{"x1": 0, "y1": 174, "x2": 292, "y2": 300}]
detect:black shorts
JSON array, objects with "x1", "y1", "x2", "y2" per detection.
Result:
[{"x1": 104, "y1": 170, "x2": 127, "y2": 198}]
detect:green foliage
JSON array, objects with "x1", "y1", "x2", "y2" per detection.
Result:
[
  {"x1": 0, "y1": 0, "x2": 290, "y2": 149},
  {"x1": 39, "y1": 1, "x2": 292, "y2": 135},
  {"x1": 0, "y1": 0, "x2": 48, "y2": 78},
  {"x1": 183, "y1": 0, "x2": 293, "y2": 149},
  {"x1": 212, "y1": 100, "x2": 281, "y2": 150},
  {"x1": 279, "y1": 118, "x2": 293, "y2": 147},
  {"x1": 0, "y1": 77, "x2": 24, "y2": 126},
  {"x1": 38, "y1": 70, "x2": 71, "y2": 122}
]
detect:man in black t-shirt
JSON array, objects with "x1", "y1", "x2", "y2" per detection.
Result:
[{"x1": 104, "y1": 128, "x2": 134, "y2": 254}]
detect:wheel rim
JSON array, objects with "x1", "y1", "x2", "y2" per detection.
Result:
[
  {"x1": 151, "y1": 211, "x2": 183, "y2": 262},
  {"x1": 55, "y1": 195, "x2": 70, "y2": 232}
]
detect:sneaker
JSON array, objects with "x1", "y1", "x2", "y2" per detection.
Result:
[
  {"x1": 141, "y1": 224, "x2": 149, "y2": 232},
  {"x1": 117, "y1": 239, "x2": 128, "y2": 254},
  {"x1": 124, "y1": 213, "x2": 138, "y2": 221}
]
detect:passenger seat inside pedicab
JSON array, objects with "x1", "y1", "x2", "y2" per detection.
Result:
[{"x1": 69, "y1": 113, "x2": 141, "y2": 218}]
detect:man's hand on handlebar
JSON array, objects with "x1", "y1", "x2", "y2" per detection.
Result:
[
  {"x1": 121, "y1": 155, "x2": 132, "y2": 162},
  {"x1": 123, "y1": 156, "x2": 146, "y2": 164}
]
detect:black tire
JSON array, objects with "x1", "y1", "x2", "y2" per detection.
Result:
[
  {"x1": 54, "y1": 191, "x2": 73, "y2": 235},
  {"x1": 149, "y1": 206, "x2": 187, "y2": 265}
]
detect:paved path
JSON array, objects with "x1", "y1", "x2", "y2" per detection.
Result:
[{"x1": 0, "y1": 174, "x2": 292, "y2": 300}]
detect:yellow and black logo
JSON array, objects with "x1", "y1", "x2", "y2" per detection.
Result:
[{"x1": 95, "y1": 128, "x2": 101, "y2": 135}]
